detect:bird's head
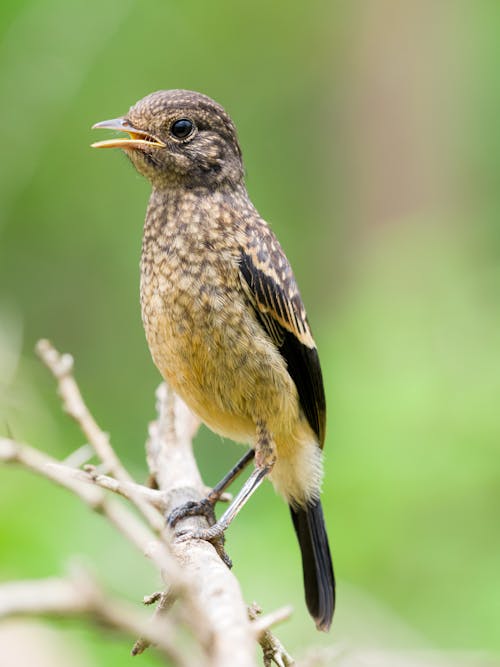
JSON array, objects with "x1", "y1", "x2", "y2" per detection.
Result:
[{"x1": 92, "y1": 89, "x2": 244, "y2": 189}]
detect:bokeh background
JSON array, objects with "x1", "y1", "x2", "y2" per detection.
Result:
[{"x1": 1, "y1": 1, "x2": 499, "y2": 665}]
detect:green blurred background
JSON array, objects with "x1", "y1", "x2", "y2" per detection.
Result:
[{"x1": 1, "y1": 1, "x2": 499, "y2": 664}]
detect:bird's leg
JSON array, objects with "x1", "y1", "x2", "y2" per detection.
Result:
[
  {"x1": 174, "y1": 422, "x2": 276, "y2": 543},
  {"x1": 206, "y1": 447, "x2": 256, "y2": 504},
  {"x1": 167, "y1": 448, "x2": 255, "y2": 529}
]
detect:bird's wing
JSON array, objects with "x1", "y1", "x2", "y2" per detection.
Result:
[{"x1": 238, "y1": 230, "x2": 326, "y2": 447}]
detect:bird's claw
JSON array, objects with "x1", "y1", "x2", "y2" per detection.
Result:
[
  {"x1": 167, "y1": 500, "x2": 232, "y2": 568},
  {"x1": 167, "y1": 498, "x2": 216, "y2": 529},
  {"x1": 173, "y1": 528, "x2": 194, "y2": 543},
  {"x1": 173, "y1": 525, "x2": 232, "y2": 569}
]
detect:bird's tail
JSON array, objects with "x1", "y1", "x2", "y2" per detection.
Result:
[{"x1": 290, "y1": 499, "x2": 335, "y2": 631}]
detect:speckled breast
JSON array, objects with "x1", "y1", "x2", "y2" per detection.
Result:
[
  {"x1": 143, "y1": 259, "x2": 297, "y2": 442},
  {"x1": 139, "y1": 190, "x2": 299, "y2": 443}
]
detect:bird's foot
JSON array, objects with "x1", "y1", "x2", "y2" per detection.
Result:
[
  {"x1": 167, "y1": 498, "x2": 216, "y2": 529},
  {"x1": 175, "y1": 522, "x2": 232, "y2": 568},
  {"x1": 167, "y1": 500, "x2": 232, "y2": 568}
]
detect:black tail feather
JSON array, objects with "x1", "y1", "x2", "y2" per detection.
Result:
[{"x1": 290, "y1": 499, "x2": 335, "y2": 631}]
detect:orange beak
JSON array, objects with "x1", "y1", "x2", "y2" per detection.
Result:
[{"x1": 91, "y1": 118, "x2": 165, "y2": 149}]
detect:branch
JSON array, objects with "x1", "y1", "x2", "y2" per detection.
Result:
[
  {"x1": 144, "y1": 382, "x2": 257, "y2": 667},
  {"x1": 35, "y1": 339, "x2": 133, "y2": 483},
  {"x1": 54, "y1": 463, "x2": 166, "y2": 511},
  {"x1": 250, "y1": 603, "x2": 296, "y2": 667},
  {"x1": 35, "y1": 339, "x2": 168, "y2": 539},
  {"x1": 0, "y1": 341, "x2": 295, "y2": 667},
  {"x1": 0, "y1": 437, "x2": 180, "y2": 581},
  {"x1": 0, "y1": 568, "x2": 190, "y2": 667},
  {"x1": 132, "y1": 590, "x2": 176, "y2": 656}
]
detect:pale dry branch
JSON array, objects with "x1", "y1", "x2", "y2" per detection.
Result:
[
  {"x1": 0, "y1": 340, "x2": 295, "y2": 667},
  {"x1": 55, "y1": 462, "x2": 166, "y2": 511},
  {"x1": 0, "y1": 569, "x2": 189, "y2": 667},
  {"x1": 260, "y1": 632, "x2": 296, "y2": 667},
  {"x1": 0, "y1": 437, "x2": 180, "y2": 584},
  {"x1": 145, "y1": 382, "x2": 258, "y2": 667},
  {"x1": 252, "y1": 605, "x2": 294, "y2": 637},
  {"x1": 132, "y1": 591, "x2": 175, "y2": 656},
  {"x1": 62, "y1": 443, "x2": 94, "y2": 467},
  {"x1": 0, "y1": 437, "x2": 103, "y2": 506},
  {"x1": 35, "y1": 339, "x2": 132, "y2": 483},
  {"x1": 35, "y1": 338, "x2": 170, "y2": 543},
  {"x1": 249, "y1": 603, "x2": 296, "y2": 667}
]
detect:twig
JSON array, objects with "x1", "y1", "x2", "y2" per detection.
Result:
[
  {"x1": 252, "y1": 605, "x2": 294, "y2": 637},
  {"x1": 0, "y1": 568, "x2": 189, "y2": 667},
  {"x1": 249, "y1": 603, "x2": 295, "y2": 666},
  {"x1": 35, "y1": 339, "x2": 133, "y2": 483},
  {"x1": 62, "y1": 443, "x2": 94, "y2": 467},
  {"x1": 35, "y1": 338, "x2": 166, "y2": 538},
  {"x1": 0, "y1": 438, "x2": 103, "y2": 506},
  {"x1": 132, "y1": 591, "x2": 175, "y2": 656},
  {"x1": 0, "y1": 437, "x2": 179, "y2": 582},
  {"x1": 53, "y1": 462, "x2": 166, "y2": 511}
]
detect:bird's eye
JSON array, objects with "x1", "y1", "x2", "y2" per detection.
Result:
[{"x1": 170, "y1": 118, "x2": 194, "y2": 139}]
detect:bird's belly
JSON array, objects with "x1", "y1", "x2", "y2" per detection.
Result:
[{"x1": 142, "y1": 282, "x2": 299, "y2": 444}]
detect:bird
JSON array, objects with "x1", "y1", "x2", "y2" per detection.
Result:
[{"x1": 91, "y1": 89, "x2": 335, "y2": 631}]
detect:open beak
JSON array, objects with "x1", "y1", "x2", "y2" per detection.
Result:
[{"x1": 91, "y1": 117, "x2": 165, "y2": 149}]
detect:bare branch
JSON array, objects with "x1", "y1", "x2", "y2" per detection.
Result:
[
  {"x1": 0, "y1": 569, "x2": 189, "y2": 667},
  {"x1": 146, "y1": 382, "x2": 203, "y2": 491},
  {"x1": 35, "y1": 338, "x2": 167, "y2": 536},
  {"x1": 259, "y1": 633, "x2": 295, "y2": 667},
  {"x1": 249, "y1": 603, "x2": 295, "y2": 667},
  {"x1": 35, "y1": 339, "x2": 133, "y2": 483},
  {"x1": 0, "y1": 437, "x2": 103, "y2": 506},
  {"x1": 62, "y1": 444, "x2": 94, "y2": 468},
  {"x1": 0, "y1": 437, "x2": 180, "y2": 584},
  {"x1": 146, "y1": 382, "x2": 258, "y2": 667},
  {"x1": 52, "y1": 462, "x2": 166, "y2": 512},
  {"x1": 252, "y1": 605, "x2": 294, "y2": 637},
  {"x1": 1, "y1": 342, "x2": 296, "y2": 667},
  {"x1": 132, "y1": 591, "x2": 175, "y2": 656}
]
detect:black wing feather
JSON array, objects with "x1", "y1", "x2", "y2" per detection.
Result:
[
  {"x1": 239, "y1": 246, "x2": 326, "y2": 447},
  {"x1": 280, "y1": 329, "x2": 326, "y2": 446}
]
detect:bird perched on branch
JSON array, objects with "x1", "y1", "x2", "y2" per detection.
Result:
[{"x1": 92, "y1": 89, "x2": 335, "y2": 630}]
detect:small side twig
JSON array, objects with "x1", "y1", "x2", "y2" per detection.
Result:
[
  {"x1": 132, "y1": 591, "x2": 175, "y2": 656},
  {"x1": 58, "y1": 462, "x2": 166, "y2": 512},
  {"x1": 249, "y1": 603, "x2": 295, "y2": 667}
]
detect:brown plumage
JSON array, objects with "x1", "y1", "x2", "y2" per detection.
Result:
[{"x1": 92, "y1": 89, "x2": 335, "y2": 630}]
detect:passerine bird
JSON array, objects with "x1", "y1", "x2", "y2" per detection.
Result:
[{"x1": 92, "y1": 89, "x2": 335, "y2": 630}]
